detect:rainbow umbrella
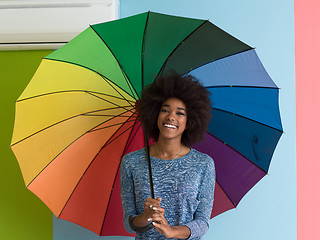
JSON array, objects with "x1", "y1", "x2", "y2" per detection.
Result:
[{"x1": 10, "y1": 11, "x2": 283, "y2": 236}]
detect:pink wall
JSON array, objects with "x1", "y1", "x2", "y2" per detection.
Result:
[{"x1": 295, "y1": 1, "x2": 320, "y2": 239}]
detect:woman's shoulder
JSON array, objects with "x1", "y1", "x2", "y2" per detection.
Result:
[
  {"x1": 190, "y1": 148, "x2": 213, "y2": 160},
  {"x1": 189, "y1": 148, "x2": 215, "y2": 168},
  {"x1": 121, "y1": 148, "x2": 146, "y2": 164}
]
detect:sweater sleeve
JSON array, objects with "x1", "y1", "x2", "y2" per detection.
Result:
[
  {"x1": 120, "y1": 154, "x2": 137, "y2": 233},
  {"x1": 184, "y1": 157, "x2": 215, "y2": 239}
]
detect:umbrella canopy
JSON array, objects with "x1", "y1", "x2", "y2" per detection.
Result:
[{"x1": 10, "y1": 11, "x2": 283, "y2": 236}]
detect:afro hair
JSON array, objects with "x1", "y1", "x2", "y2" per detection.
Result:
[{"x1": 136, "y1": 72, "x2": 211, "y2": 146}]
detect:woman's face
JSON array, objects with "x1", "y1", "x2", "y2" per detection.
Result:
[{"x1": 157, "y1": 97, "x2": 187, "y2": 142}]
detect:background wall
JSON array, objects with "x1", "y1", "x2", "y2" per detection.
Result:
[
  {"x1": 295, "y1": 1, "x2": 320, "y2": 240},
  {"x1": 0, "y1": 50, "x2": 53, "y2": 240},
  {"x1": 54, "y1": 0, "x2": 296, "y2": 239},
  {"x1": 0, "y1": 0, "x2": 297, "y2": 240}
]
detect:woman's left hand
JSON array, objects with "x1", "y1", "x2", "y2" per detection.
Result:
[{"x1": 150, "y1": 206, "x2": 174, "y2": 238}]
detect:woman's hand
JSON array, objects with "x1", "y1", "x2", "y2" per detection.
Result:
[
  {"x1": 150, "y1": 205, "x2": 174, "y2": 238},
  {"x1": 142, "y1": 197, "x2": 162, "y2": 222},
  {"x1": 148, "y1": 198, "x2": 191, "y2": 239},
  {"x1": 142, "y1": 197, "x2": 174, "y2": 237},
  {"x1": 135, "y1": 197, "x2": 191, "y2": 239},
  {"x1": 133, "y1": 197, "x2": 162, "y2": 227},
  {"x1": 151, "y1": 205, "x2": 191, "y2": 239}
]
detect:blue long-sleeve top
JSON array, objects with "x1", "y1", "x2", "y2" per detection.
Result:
[{"x1": 120, "y1": 148, "x2": 215, "y2": 240}]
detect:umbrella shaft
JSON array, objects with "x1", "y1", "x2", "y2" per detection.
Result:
[{"x1": 145, "y1": 135, "x2": 155, "y2": 199}]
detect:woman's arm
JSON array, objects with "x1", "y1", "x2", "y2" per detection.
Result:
[
  {"x1": 120, "y1": 156, "x2": 138, "y2": 233},
  {"x1": 183, "y1": 158, "x2": 215, "y2": 239},
  {"x1": 120, "y1": 157, "x2": 161, "y2": 233}
]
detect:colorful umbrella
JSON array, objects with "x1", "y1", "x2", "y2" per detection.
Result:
[{"x1": 10, "y1": 11, "x2": 283, "y2": 236}]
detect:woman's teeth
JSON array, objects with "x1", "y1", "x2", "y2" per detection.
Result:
[{"x1": 164, "y1": 123, "x2": 177, "y2": 129}]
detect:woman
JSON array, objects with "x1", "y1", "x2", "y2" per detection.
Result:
[{"x1": 120, "y1": 73, "x2": 215, "y2": 239}]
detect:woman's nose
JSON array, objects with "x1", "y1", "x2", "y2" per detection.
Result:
[{"x1": 167, "y1": 112, "x2": 175, "y2": 121}]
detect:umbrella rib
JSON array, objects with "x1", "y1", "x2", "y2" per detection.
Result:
[
  {"x1": 44, "y1": 57, "x2": 139, "y2": 103},
  {"x1": 88, "y1": 26, "x2": 140, "y2": 100},
  {"x1": 212, "y1": 107, "x2": 283, "y2": 133},
  {"x1": 100, "y1": 74, "x2": 137, "y2": 108},
  {"x1": 57, "y1": 113, "x2": 137, "y2": 219},
  {"x1": 11, "y1": 106, "x2": 134, "y2": 147},
  {"x1": 85, "y1": 91, "x2": 136, "y2": 114},
  {"x1": 205, "y1": 85, "x2": 279, "y2": 90},
  {"x1": 140, "y1": 11, "x2": 150, "y2": 91},
  {"x1": 25, "y1": 111, "x2": 135, "y2": 189},
  {"x1": 99, "y1": 118, "x2": 141, "y2": 235},
  {"x1": 123, "y1": 118, "x2": 143, "y2": 155},
  {"x1": 76, "y1": 106, "x2": 134, "y2": 116},
  {"x1": 155, "y1": 21, "x2": 255, "y2": 78},
  {"x1": 88, "y1": 119, "x2": 136, "y2": 133},
  {"x1": 83, "y1": 113, "x2": 133, "y2": 117},
  {"x1": 155, "y1": 20, "x2": 209, "y2": 79},
  {"x1": 119, "y1": 67, "x2": 139, "y2": 99},
  {"x1": 207, "y1": 131, "x2": 268, "y2": 175},
  {"x1": 102, "y1": 119, "x2": 138, "y2": 149},
  {"x1": 215, "y1": 179, "x2": 237, "y2": 209},
  {"x1": 99, "y1": 162, "x2": 122, "y2": 235},
  {"x1": 16, "y1": 89, "x2": 136, "y2": 103},
  {"x1": 82, "y1": 106, "x2": 134, "y2": 116},
  {"x1": 183, "y1": 48, "x2": 254, "y2": 75},
  {"x1": 214, "y1": 171, "x2": 269, "y2": 214},
  {"x1": 101, "y1": 119, "x2": 144, "y2": 235}
]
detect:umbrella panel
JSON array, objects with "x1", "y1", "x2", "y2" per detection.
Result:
[
  {"x1": 208, "y1": 109, "x2": 282, "y2": 172},
  {"x1": 91, "y1": 12, "x2": 148, "y2": 96},
  {"x1": 101, "y1": 118, "x2": 145, "y2": 236},
  {"x1": 27, "y1": 111, "x2": 134, "y2": 217},
  {"x1": 208, "y1": 87, "x2": 282, "y2": 131},
  {"x1": 13, "y1": 109, "x2": 115, "y2": 185},
  {"x1": 190, "y1": 49, "x2": 277, "y2": 88},
  {"x1": 141, "y1": 12, "x2": 205, "y2": 86},
  {"x1": 101, "y1": 165, "x2": 135, "y2": 236},
  {"x1": 193, "y1": 133, "x2": 266, "y2": 216},
  {"x1": 161, "y1": 21, "x2": 252, "y2": 77},
  {"x1": 59, "y1": 113, "x2": 137, "y2": 235},
  {"x1": 45, "y1": 30, "x2": 139, "y2": 100}
]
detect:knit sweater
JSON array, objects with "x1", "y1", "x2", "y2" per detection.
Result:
[{"x1": 120, "y1": 148, "x2": 215, "y2": 240}]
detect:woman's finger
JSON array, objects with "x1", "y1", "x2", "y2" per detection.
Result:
[
  {"x1": 145, "y1": 197, "x2": 161, "y2": 208},
  {"x1": 151, "y1": 207, "x2": 165, "y2": 214},
  {"x1": 150, "y1": 212, "x2": 166, "y2": 222}
]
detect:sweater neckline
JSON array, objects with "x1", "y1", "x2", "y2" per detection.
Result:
[{"x1": 149, "y1": 148, "x2": 194, "y2": 161}]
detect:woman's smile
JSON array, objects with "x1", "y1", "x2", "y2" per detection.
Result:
[{"x1": 163, "y1": 123, "x2": 177, "y2": 129}]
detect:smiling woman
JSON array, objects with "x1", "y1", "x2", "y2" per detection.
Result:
[{"x1": 120, "y1": 73, "x2": 215, "y2": 240}]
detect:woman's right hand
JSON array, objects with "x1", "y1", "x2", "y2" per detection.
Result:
[{"x1": 143, "y1": 197, "x2": 162, "y2": 222}]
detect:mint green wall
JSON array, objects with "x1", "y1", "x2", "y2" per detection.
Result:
[{"x1": 0, "y1": 50, "x2": 53, "y2": 240}]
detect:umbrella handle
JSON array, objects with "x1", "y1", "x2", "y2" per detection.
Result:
[{"x1": 145, "y1": 135, "x2": 155, "y2": 199}]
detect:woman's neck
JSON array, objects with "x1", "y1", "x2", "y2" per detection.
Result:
[{"x1": 153, "y1": 136, "x2": 185, "y2": 160}]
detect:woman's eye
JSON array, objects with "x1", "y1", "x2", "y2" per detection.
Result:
[
  {"x1": 177, "y1": 112, "x2": 185, "y2": 116},
  {"x1": 161, "y1": 109, "x2": 168, "y2": 113}
]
